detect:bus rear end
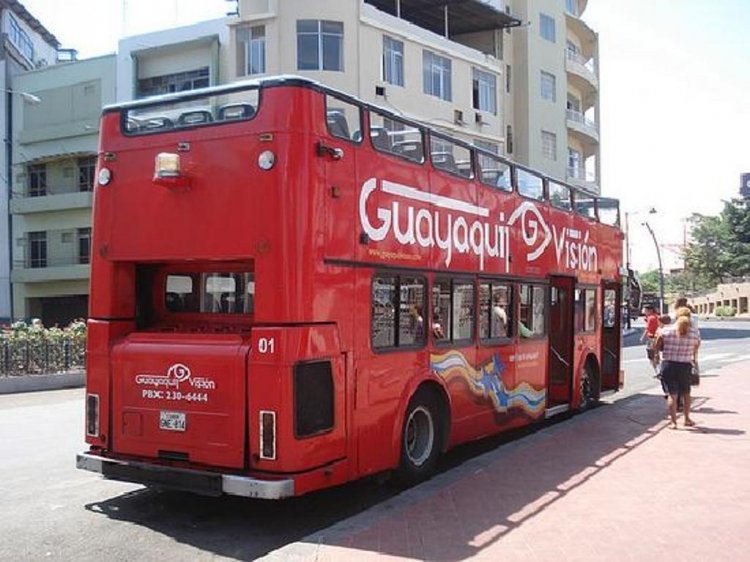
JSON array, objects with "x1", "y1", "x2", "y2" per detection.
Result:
[{"x1": 77, "y1": 79, "x2": 348, "y2": 499}]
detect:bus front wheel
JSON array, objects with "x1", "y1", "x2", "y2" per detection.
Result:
[{"x1": 395, "y1": 389, "x2": 441, "y2": 485}]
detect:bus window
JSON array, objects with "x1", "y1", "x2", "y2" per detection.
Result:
[
  {"x1": 369, "y1": 110, "x2": 424, "y2": 163},
  {"x1": 574, "y1": 191, "x2": 598, "y2": 220},
  {"x1": 432, "y1": 278, "x2": 474, "y2": 343},
  {"x1": 603, "y1": 289, "x2": 617, "y2": 328},
  {"x1": 477, "y1": 151, "x2": 512, "y2": 192},
  {"x1": 597, "y1": 197, "x2": 620, "y2": 227},
  {"x1": 549, "y1": 181, "x2": 572, "y2": 212},
  {"x1": 371, "y1": 274, "x2": 426, "y2": 349},
  {"x1": 325, "y1": 94, "x2": 362, "y2": 143},
  {"x1": 519, "y1": 284, "x2": 546, "y2": 337},
  {"x1": 574, "y1": 287, "x2": 597, "y2": 332},
  {"x1": 164, "y1": 271, "x2": 253, "y2": 315},
  {"x1": 398, "y1": 276, "x2": 427, "y2": 346},
  {"x1": 479, "y1": 281, "x2": 513, "y2": 341},
  {"x1": 124, "y1": 87, "x2": 259, "y2": 135},
  {"x1": 452, "y1": 281, "x2": 475, "y2": 342},
  {"x1": 517, "y1": 169, "x2": 544, "y2": 201},
  {"x1": 430, "y1": 134, "x2": 473, "y2": 179}
]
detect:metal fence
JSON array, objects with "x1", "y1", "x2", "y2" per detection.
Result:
[{"x1": 0, "y1": 337, "x2": 85, "y2": 376}]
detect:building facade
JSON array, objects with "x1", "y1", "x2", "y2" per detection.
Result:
[
  {"x1": 2, "y1": 0, "x2": 603, "y2": 324},
  {"x1": 226, "y1": 0, "x2": 600, "y2": 190},
  {"x1": 10, "y1": 55, "x2": 115, "y2": 326},
  {"x1": 1, "y1": 0, "x2": 60, "y2": 322}
]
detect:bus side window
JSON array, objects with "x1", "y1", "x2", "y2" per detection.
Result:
[
  {"x1": 325, "y1": 94, "x2": 362, "y2": 143},
  {"x1": 218, "y1": 103, "x2": 256, "y2": 121}
]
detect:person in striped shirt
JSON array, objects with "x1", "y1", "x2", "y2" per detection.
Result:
[{"x1": 654, "y1": 307, "x2": 700, "y2": 429}]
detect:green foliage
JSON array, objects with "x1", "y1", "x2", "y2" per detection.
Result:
[
  {"x1": 715, "y1": 306, "x2": 737, "y2": 317},
  {"x1": 685, "y1": 199, "x2": 750, "y2": 285},
  {"x1": 0, "y1": 319, "x2": 86, "y2": 375}
]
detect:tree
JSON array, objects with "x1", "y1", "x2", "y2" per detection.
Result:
[{"x1": 684, "y1": 198, "x2": 750, "y2": 285}]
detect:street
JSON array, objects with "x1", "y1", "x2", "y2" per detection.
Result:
[{"x1": 2, "y1": 319, "x2": 749, "y2": 562}]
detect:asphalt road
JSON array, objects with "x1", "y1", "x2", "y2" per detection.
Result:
[{"x1": 2, "y1": 318, "x2": 748, "y2": 561}]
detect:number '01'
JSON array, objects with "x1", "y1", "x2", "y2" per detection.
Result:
[{"x1": 258, "y1": 337, "x2": 275, "y2": 354}]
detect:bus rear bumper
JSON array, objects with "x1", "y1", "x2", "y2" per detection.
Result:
[{"x1": 76, "y1": 452, "x2": 294, "y2": 500}]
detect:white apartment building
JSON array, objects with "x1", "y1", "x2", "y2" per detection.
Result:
[
  {"x1": 10, "y1": 55, "x2": 115, "y2": 326},
  {"x1": 1, "y1": 1, "x2": 61, "y2": 322}
]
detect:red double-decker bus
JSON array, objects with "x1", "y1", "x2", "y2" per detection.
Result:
[{"x1": 77, "y1": 76, "x2": 623, "y2": 499}]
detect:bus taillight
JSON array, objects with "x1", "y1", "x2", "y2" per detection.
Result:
[
  {"x1": 259, "y1": 410, "x2": 276, "y2": 460},
  {"x1": 86, "y1": 394, "x2": 100, "y2": 437}
]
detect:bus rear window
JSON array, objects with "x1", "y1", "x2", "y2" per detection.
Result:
[
  {"x1": 123, "y1": 87, "x2": 260, "y2": 135},
  {"x1": 165, "y1": 272, "x2": 254, "y2": 314}
]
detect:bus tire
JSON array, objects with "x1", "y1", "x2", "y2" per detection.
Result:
[
  {"x1": 394, "y1": 388, "x2": 441, "y2": 485},
  {"x1": 579, "y1": 361, "x2": 599, "y2": 411}
]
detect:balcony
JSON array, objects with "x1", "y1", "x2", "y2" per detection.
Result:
[
  {"x1": 566, "y1": 109, "x2": 599, "y2": 144},
  {"x1": 565, "y1": 50, "x2": 598, "y2": 91},
  {"x1": 11, "y1": 228, "x2": 90, "y2": 284},
  {"x1": 11, "y1": 189, "x2": 93, "y2": 215},
  {"x1": 565, "y1": 6, "x2": 596, "y2": 45},
  {"x1": 566, "y1": 166, "x2": 599, "y2": 194}
]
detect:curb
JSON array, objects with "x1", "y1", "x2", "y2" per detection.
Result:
[{"x1": 0, "y1": 372, "x2": 85, "y2": 394}]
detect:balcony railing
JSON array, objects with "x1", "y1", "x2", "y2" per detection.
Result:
[
  {"x1": 15, "y1": 228, "x2": 90, "y2": 270},
  {"x1": 565, "y1": 49, "x2": 596, "y2": 74},
  {"x1": 566, "y1": 109, "x2": 599, "y2": 141}
]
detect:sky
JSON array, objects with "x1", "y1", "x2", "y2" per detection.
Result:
[{"x1": 22, "y1": 0, "x2": 750, "y2": 273}]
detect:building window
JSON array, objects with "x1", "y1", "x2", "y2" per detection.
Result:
[
  {"x1": 423, "y1": 50, "x2": 452, "y2": 101},
  {"x1": 540, "y1": 13, "x2": 556, "y2": 42},
  {"x1": 297, "y1": 20, "x2": 344, "y2": 71},
  {"x1": 28, "y1": 164, "x2": 47, "y2": 197},
  {"x1": 472, "y1": 68, "x2": 497, "y2": 114},
  {"x1": 77, "y1": 157, "x2": 96, "y2": 192},
  {"x1": 565, "y1": 0, "x2": 579, "y2": 17},
  {"x1": 137, "y1": 67, "x2": 210, "y2": 98},
  {"x1": 28, "y1": 232, "x2": 47, "y2": 268},
  {"x1": 505, "y1": 64, "x2": 512, "y2": 93},
  {"x1": 568, "y1": 148, "x2": 582, "y2": 178},
  {"x1": 236, "y1": 25, "x2": 266, "y2": 76},
  {"x1": 77, "y1": 228, "x2": 91, "y2": 265},
  {"x1": 383, "y1": 35, "x2": 404, "y2": 86},
  {"x1": 541, "y1": 71, "x2": 556, "y2": 102},
  {"x1": 506, "y1": 124, "x2": 514, "y2": 154},
  {"x1": 8, "y1": 15, "x2": 34, "y2": 61},
  {"x1": 541, "y1": 130, "x2": 557, "y2": 161}
]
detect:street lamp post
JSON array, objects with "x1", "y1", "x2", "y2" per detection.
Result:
[{"x1": 642, "y1": 220, "x2": 665, "y2": 314}]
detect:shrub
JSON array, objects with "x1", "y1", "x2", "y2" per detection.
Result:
[
  {"x1": 0, "y1": 318, "x2": 86, "y2": 376},
  {"x1": 715, "y1": 306, "x2": 737, "y2": 317}
]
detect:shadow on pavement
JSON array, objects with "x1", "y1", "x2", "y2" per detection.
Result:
[
  {"x1": 85, "y1": 476, "x2": 399, "y2": 560},
  {"x1": 84, "y1": 392, "x2": 676, "y2": 560}
]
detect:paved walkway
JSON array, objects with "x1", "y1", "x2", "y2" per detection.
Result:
[{"x1": 265, "y1": 361, "x2": 750, "y2": 561}]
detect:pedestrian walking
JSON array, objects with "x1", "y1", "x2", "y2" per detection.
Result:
[
  {"x1": 640, "y1": 304, "x2": 659, "y2": 374},
  {"x1": 654, "y1": 307, "x2": 700, "y2": 429}
]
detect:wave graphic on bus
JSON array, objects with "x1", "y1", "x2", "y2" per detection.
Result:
[{"x1": 431, "y1": 351, "x2": 546, "y2": 417}]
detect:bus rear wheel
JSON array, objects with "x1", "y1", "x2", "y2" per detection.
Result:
[{"x1": 395, "y1": 389, "x2": 441, "y2": 485}]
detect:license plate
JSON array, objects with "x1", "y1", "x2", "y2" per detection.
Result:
[{"x1": 159, "y1": 411, "x2": 186, "y2": 432}]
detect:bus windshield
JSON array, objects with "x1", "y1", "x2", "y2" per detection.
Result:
[{"x1": 123, "y1": 87, "x2": 260, "y2": 135}]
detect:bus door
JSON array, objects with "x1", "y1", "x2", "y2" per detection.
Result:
[
  {"x1": 321, "y1": 94, "x2": 360, "y2": 261},
  {"x1": 600, "y1": 281, "x2": 622, "y2": 392},
  {"x1": 547, "y1": 276, "x2": 575, "y2": 409}
]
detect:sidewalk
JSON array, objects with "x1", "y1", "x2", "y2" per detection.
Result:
[
  {"x1": 0, "y1": 371, "x2": 84, "y2": 394},
  {"x1": 265, "y1": 360, "x2": 750, "y2": 561}
]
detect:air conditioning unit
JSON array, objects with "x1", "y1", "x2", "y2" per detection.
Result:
[{"x1": 453, "y1": 109, "x2": 465, "y2": 125}]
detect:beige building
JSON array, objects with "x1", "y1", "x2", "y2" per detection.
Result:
[
  {"x1": 10, "y1": 55, "x2": 115, "y2": 326},
  {"x1": 693, "y1": 281, "x2": 750, "y2": 318},
  {"x1": 228, "y1": 0, "x2": 600, "y2": 190}
]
